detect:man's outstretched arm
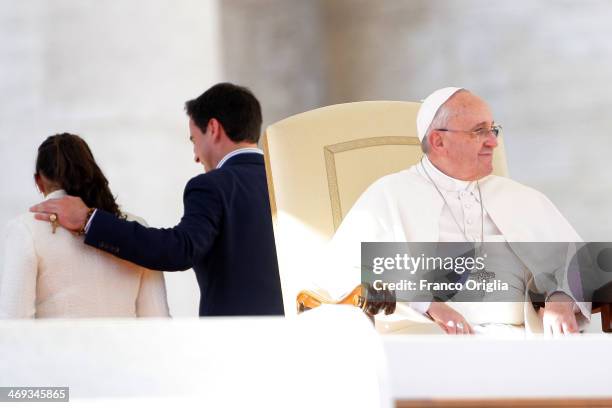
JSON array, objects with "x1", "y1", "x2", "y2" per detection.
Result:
[{"x1": 30, "y1": 177, "x2": 222, "y2": 272}]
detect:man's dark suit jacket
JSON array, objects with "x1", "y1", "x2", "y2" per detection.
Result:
[{"x1": 85, "y1": 153, "x2": 284, "y2": 316}]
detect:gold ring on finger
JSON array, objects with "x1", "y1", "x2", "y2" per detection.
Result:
[{"x1": 49, "y1": 213, "x2": 58, "y2": 234}]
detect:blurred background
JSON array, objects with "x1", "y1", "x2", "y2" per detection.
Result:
[{"x1": 1, "y1": 0, "x2": 611, "y2": 316}]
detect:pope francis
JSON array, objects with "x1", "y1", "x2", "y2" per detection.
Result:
[{"x1": 325, "y1": 87, "x2": 590, "y2": 336}]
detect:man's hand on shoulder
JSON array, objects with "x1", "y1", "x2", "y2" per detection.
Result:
[
  {"x1": 542, "y1": 292, "x2": 579, "y2": 336},
  {"x1": 30, "y1": 196, "x2": 90, "y2": 233},
  {"x1": 427, "y1": 302, "x2": 474, "y2": 335}
]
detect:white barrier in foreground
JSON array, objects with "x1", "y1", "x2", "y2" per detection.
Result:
[
  {"x1": 384, "y1": 333, "x2": 612, "y2": 400},
  {"x1": 0, "y1": 307, "x2": 390, "y2": 408},
  {"x1": 2, "y1": 308, "x2": 611, "y2": 407}
]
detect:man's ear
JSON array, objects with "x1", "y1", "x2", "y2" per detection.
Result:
[
  {"x1": 209, "y1": 118, "x2": 224, "y2": 142},
  {"x1": 428, "y1": 131, "x2": 445, "y2": 153}
]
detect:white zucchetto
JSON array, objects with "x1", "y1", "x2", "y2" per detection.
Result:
[{"x1": 416, "y1": 87, "x2": 463, "y2": 141}]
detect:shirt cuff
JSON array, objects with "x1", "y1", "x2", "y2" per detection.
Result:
[{"x1": 84, "y1": 209, "x2": 98, "y2": 234}]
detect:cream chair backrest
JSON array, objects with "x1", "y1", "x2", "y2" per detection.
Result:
[{"x1": 263, "y1": 101, "x2": 508, "y2": 315}]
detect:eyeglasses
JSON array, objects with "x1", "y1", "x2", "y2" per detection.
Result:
[{"x1": 435, "y1": 124, "x2": 502, "y2": 140}]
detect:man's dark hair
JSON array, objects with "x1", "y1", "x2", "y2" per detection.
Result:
[{"x1": 185, "y1": 82, "x2": 262, "y2": 143}]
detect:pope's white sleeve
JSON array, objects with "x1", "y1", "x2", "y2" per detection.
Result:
[
  {"x1": 556, "y1": 242, "x2": 591, "y2": 320},
  {"x1": 0, "y1": 220, "x2": 37, "y2": 318},
  {"x1": 408, "y1": 301, "x2": 431, "y2": 315}
]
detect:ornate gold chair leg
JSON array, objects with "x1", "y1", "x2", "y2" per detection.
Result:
[{"x1": 296, "y1": 284, "x2": 396, "y2": 323}]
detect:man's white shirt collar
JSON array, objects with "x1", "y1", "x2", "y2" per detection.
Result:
[
  {"x1": 216, "y1": 147, "x2": 263, "y2": 169},
  {"x1": 419, "y1": 155, "x2": 476, "y2": 194}
]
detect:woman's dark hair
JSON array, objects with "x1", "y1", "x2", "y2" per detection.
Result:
[{"x1": 35, "y1": 133, "x2": 122, "y2": 216}]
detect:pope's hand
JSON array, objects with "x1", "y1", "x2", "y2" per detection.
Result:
[
  {"x1": 427, "y1": 302, "x2": 474, "y2": 335},
  {"x1": 542, "y1": 292, "x2": 579, "y2": 336},
  {"x1": 30, "y1": 196, "x2": 90, "y2": 233}
]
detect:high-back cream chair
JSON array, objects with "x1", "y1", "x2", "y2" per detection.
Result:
[{"x1": 263, "y1": 101, "x2": 509, "y2": 316}]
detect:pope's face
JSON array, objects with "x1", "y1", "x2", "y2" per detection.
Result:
[{"x1": 438, "y1": 93, "x2": 498, "y2": 180}]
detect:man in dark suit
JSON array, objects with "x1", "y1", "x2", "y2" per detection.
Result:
[{"x1": 30, "y1": 83, "x2": 284, "y2": 316}]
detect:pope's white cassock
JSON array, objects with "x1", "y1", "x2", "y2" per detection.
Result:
[{"x1": 320, "y1": 156, "x2": 590, "y2": 335}]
